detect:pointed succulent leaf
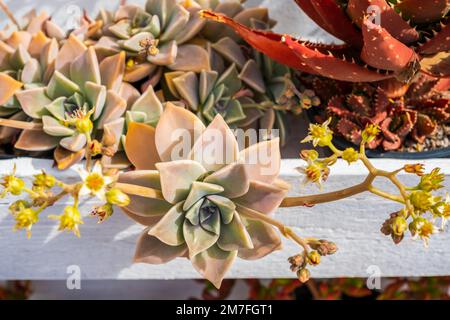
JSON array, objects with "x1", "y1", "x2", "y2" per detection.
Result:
[
  {"x1": 54, "y1": 147, "x2": 86, "y2": 170},
  {"x1": 15, "y1": 128, "x2": 60, "y2": 151},
  {"x1": 55, "y1": 35, "x2": 86, "y2": 76},
  {"x1": 155, "y1": 102, "x2": 206, "y2": 161},
  {"x1": 119, "y1": 170, "x2": 172, "y2": 217},
  {"x1": 21, "y1": 58, "x2": 42, "y2": 84},
  {"x1": 204, "y1": 163, "x2": 250, "y2": 199},
  {"x1": 42, "y1": 115, "x2": 74, "y2": 136},
  {"x1": 60, "y1": 133, "x2": 87, "y2": 152},
  {"x1": 191, "y1": 244, "x2": 237, "y2": 289},
  {"x1": 183, "y1": 181, "x2": 224, "y2": 211},
  {"x1": 238, "y1": 218, "x2": 281, "y2": 260},
  {"x1": 130, "y1": 85, "x2": 163, "y2": 123},
  {"x1": 175, "y1": 7, "x2": 206, "y2": 44},
  {"x1": 84, "y1": 82, "x2": 107, "y2": 120},
  {"x1": 146, "y1": 0, "x2": 178, "y2": 28},
  {"x1": 419, "y1": 23, "x2": 450, "y2": 55},
  {"x1": 395, "y1": 0, "x2": 449, "y2": 24},
  {"x1": 134, "y1": 228, "x2": 187, "y2": 264},
  {"x1": 183, "y1": 219, "x2": 219, "y2": 257},
  {"x1": 169, "y1": 44, "x2": 210, "y2": 73},
  {"x1": 185, "y1": 199, "x2": 203, "y2": 225},
  {"x1": 0, "y1": 73, "x2": 22, "y2": 105},
  {"x1": 217, "y1": 211, "x2": 253, "y2": 251},
  {"x1": 70, "y1": 47, "x2": 101, "y2": 90},
  {"x1": 109, "y1": 20, "x2": 132, "y2": 39},
  {"x1": 234, "y1": 180, "x2": 288, "y2": 215},
  {"x1": 99, "y1": 51, "x2": 125, "y2": 91},
  {"x1": 239, "y1": 59, "x2": 265, "y2": 93},
  {"x1": 347, "y1": 0, "x2": 419, "y2": 44},
  {"x1": 207, "y1": 195, "x2": 235, "y2": 225},
  {"x1": 9, "y1": 45, "x2": 31, "y2": 70},
  {"x1": 159, "y1": 5, "x2": 189, "y2": 42},
  {"x1": 96, "y1": 90, "x2": 127, "y2": 129},
  {"x1": 15, "y1": 87, "x2": 51, "y2": 119},
  {"x1": 199, "y1": 70, "x2": 218, "y2": 104},
  {"x1": 147, "y1": 40, "x2": 178, "y2": 66},
  {"x1": 46, "y1": 71, "x2": 80, "y2": 99},
  {"x1": 156, "y1": 160, "x2": 207, "y2": 204},
  {"x1": 172, "y1": 71, "x2": 199, "y2": 110},
  {"x1": 189, "y1": 115, "x2": 239, "y2": 172},
  {"x1": 212, "y1": 37, "x2": 246, "y2": 69},
  {"x1": 149, "y1": 202, "x2": 186, "y2": 246},
  {"x1": 125, "y1": 122, "x2": 161, "y2": 170}
]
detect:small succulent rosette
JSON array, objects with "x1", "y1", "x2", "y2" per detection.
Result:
[
  {"x1": 0, "y1": 11, "x2": 66, "y2": 145},
  {"x1": 84, "y1": 0, "x2": 209, "y2": 85},
  {"x1": 120, "y1": 103, "x2": 288, "y2": 287}
]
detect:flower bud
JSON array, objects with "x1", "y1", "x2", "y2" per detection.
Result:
[
  {"x1": 288, "y1": 254, "x2": 305, "y2": 271},
  {"x1": 392, "y1": 216, "x2": 407, "y2": 236},
  {"x1": 33, "y1": 172, "x2": 56, "y2": 189},
  {"x1": 297, "y1": 268, "x2": 310, "y2": 283},
  {"x1": 75, "y1": 116, "x2": 93, "y2": 134},
  {"x1": 307, "y1": 251, "x2": 321, "y2": 266},
  {"x1": 3, "y1": 175, "x2": 25, "y2": 196},
  {"x1": 404, "y1": 164, "x2": 425, "y2": 176},
  {"x1": 342, "y1": 147, "x2": 359, "y2": 164},
  {"x1": 106, "y1": 188, "x2": 130, "y2": 207},
  {"x1": 91, "y1": 203, "x2": 114, "y2": 223}
]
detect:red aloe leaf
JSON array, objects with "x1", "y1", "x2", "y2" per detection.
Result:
[
  {"x1": 308, "y1": 0, "x2": 363, "y2": 47},
  {"x1": 376, "y1": 79, "x2": 410, "y2": 98},
  {"x1": 380, "y1": 118, "x2": 403, "y2": 150},
  {"x1": 419, "y1": 22, "x2": 450, "y2": 55},
  {"x1": 327, "y1": 96, "x2": 354, "y2": 118},
  {"x1": 347, "y1": 94, "x2": 371, "y2": 116},
  {"x1": 371, "y1": 88, "x2": 389, "y2": 123},
  {"x1": 200, "y1": 10, "x2": 318, "y2": 74},
  {"x1": 395, "y1": 0, "x2": 450, "y2": 24},
  {"x1": 412, "y1": 114, "x2": 437, "y2": 143},
  {"x1": 283, "y1": 35, "x2": 391, "y2": 82},
  {"x1": 201, "y1": 10, "x2": 390, "y2": 82},
  {"x1": 421, "y1": 52, "x2": 450, "y2": 77},
  {"x1": 435, "y1": 77, "x2": 450, "y2": 91},
  {"x1": 360, "y1": 19, "x2": 418, "y2": 72},
  {"x1": 347, "y1": 0, "x2": 419, "y2": 44},
  {"x1": 336, "y1": 118, "x2": 362, "y2": 145}
]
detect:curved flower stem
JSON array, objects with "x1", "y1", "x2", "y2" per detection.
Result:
[
  {"x1": 116, "y1": 182, "x2": 164, "y2": 200},
  {"x1": 84, "y1": 134, "x2": 93, "y2": 171},
  {"x1": 0, "y1": 0, "x2": 20, "y2": 28},
  {"x1": 0, "y1": 119, "x2": 43, "y2": 130}
]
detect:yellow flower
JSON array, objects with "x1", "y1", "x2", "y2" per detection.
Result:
[
  {"x1": 342, "y1": 147, "x2": 359, "y2": 164},
  {"x1": 49, "y1": 205, "x2": 84, "y2": 237},
  {"x1": 12, "y1": 206, "x2": 39, "y2": 238},
  {"x1": 404, "y1": 164, "x2": 425, "y2": 176},
  {"x1": 409, "y1": 217, "x2": 438, "y2": 246},
  {"x1": 33, "y1": 171, "x2": 56, "y2": 189},
  {"x1": 301, "y1": 118, "x2": 333, "y2": 147},
  {"x1": 297, "y1": 268, "x2": 310, "y2": 283},
  {"x1": 297, "y1": 161, "x2": 329, "y2": 189},
  {"x1": 78, "y1": 162, "x2": 114, "y2": 201},
  {"x1": 409, "y1": 190, "x2": 439, "y2": 212},
  {"x1": 300, "y1": 149, "x2": 319, "y2": 161},
  {"x1": 417, "y1": 168, "x2": 444, "y2": 192},
  {"x1": 361, "y1": 124, "x2": 380, "y2": 144},
  {"x1": 1, "y1": 165, "x2": 25, "y2": 197},
  {"x1": 436, "y1": 193, "x2": 450, "y2": 229}
]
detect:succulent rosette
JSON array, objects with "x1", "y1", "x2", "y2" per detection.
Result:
[
  {"x1": 0, "y1": 12, "x2": 67, "y2": 145},
  {"x1": 12, "y1": 35, "x2": 132, "y2": 169},
  {"x1": 119, "y1": 103, "x2": 288, "y2": 287},
  {"x1": 88, "y1": 0, "x2": 209, "y2": 84}
]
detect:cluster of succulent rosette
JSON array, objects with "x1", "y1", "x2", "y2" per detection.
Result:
[{"x1": 0, "y1": 0, "x2": 448, "y2": 288}]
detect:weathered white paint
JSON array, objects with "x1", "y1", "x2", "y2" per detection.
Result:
[{"x1": 0, "y1": 158, "x2": 449, "y2": 280}]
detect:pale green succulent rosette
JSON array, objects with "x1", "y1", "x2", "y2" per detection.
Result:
[
  {"x1": 120, "y1": 103, "x2": 288, "y2": 288},
  {"x1": 12, "y1": 35, "x2": 133, "y2": 169},
  {"x1": 91, "y1": 0, "x2": 209, "y2": 83}
]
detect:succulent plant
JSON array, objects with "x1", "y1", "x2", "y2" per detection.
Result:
[
  {"x1": 120, "y1": 103, "x2": 287, "y2": 288},
  {"x1": 202, "y1": 0, "x2": 450, "y2": 82},
  {"x1": 84, "y1": 0, "x2": 209, "y2": 84},
  {"x1": 312, "y1": 76, "x2": 450, "y2": 151},
  {"x1": 11, "y1": 35, "x2": 131, "y2": 169},
  {"x1": 0, "y1": 11, "x2": 67, "y2": 145}
]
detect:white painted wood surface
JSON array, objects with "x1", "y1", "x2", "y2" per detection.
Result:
[{"x1": 0, "y1": 158, "x2": 449, "y2": 280}]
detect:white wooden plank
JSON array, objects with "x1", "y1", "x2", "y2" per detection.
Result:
[{"x1": 0, "y1": 158, "x2": 449, "y2": 280}]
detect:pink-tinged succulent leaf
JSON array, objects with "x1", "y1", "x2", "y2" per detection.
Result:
[
  {"x1": 204, "y1": 163, "x2": 250, "y2": 199},
  {"x1": 149, "y1": 202, "x2": 186, "y2": 246},
  {"x1": 70, "y1": 46, "x2": 101, "y2": 89},
  {"x1": 309, "y1": 0, "x2": 363, "y2": 47},
  {"x1": 217, "y1": 212, "x2": 253, "y2": 251},
  {"x1": 45, "y1": 20, "x2": 66, "y2": 40},
  {"x1": 15, "y1": 87, "x2": 51, "y2": 119},
  {"x1": 200, "y1": 10, "x2": 318, "y2": 74},
  {"x1": 0, "y1": 73, "x2": 22, "y2": 105},
  {"x1": 54, "y1": 147, "x2": 86, "y2": 171},
  {"x1": 6, "y1": 31, "x2": 32, "y2": 50},
  {"x1": 239, "y1": 138, "x2": 281, "y2": 184},
  {"x1": 102, "y1": 117, "x2": 124, "y2": 154},
  {"x1": 85, "y1": 82, "x2": 107, "y2": 121},
  {"x1": 55, "y1": 35, "x2": 87, "y2": 76},
  {"x1": 96, "y1": 90, "x2": 127, "y2": 129},
  {"x1": 124, "y1": 62, "x2": 157, "y2": 83},
  {"x1": 283, "y1": 35, "x2": 391, "y2": 82},
  {"x1": 155, "y1": 102, "x2": 206, "y2": 161},
  {"x1": 125, "y1": 122, "x2": 161, "y2": 170},
  {"x1": 183, "y1": 219, "x2": 220, "y2": 258},
  {"x1": 28, "y1": 31, "x2": 50, "y2": 59},
  {"x1": 234, "y1": 180, "x2": 288, "y2": 215},
  {"x1": 122, "y1": 210, "x2": 163, "y2": 227},
  {"x1": 419, "y1": 22, "x2": 450, "y2": 55},
  {"x1": 99, "y1": 51, "x2": 125, "y2": 91},
  {"x1": 26, "y1": 11, "x2": 50, "y2": 35},
  {"x1": 191, "y1": 244, "x2": 237, "y2": 289},
  {"x1": 169, "y1": 44, "x2": 211, "y2": 72},
  {"x1": 134, "y1": 229, "x2": 187, "y2": 264},
  {"x1": 130, "y1": 85, "x2": 163, "y2": 123},
  {"x1": 60, "y1": 133, "x2": 87, "y2": 152},
  {"x1": 183, "y1": 182, "x2": 224, "y2": 211},
  {"x1": 189, "y1": 115, "x2": 239, "y2": 172},
  {"x1": 119, "y1": 82, "x2": 141, "y2": 107},
  {"x1": 156, "y1": 160, "x2": 207, "y2": 204},
  {"x1": 361, "y1": 19, "x2": 418, "y2": 72},
  {"x1": 238, "y1": 219, "x2": 281, "y2": 260},
  {"x1": 396, "y1": 0, "x2": 449, "y2": 24},
  {"x1": 147, "y1": 41, "x2": 178, "y2": 66},
  {"x1": 15, "y1": 126, "x2": 59, "y2": 151},
  {"x1": 347, "y1": 0, "x2": 419, "y2": 44},
  {"x1": 119, "y1": 170, "x2": 172, "y2": 217}
]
